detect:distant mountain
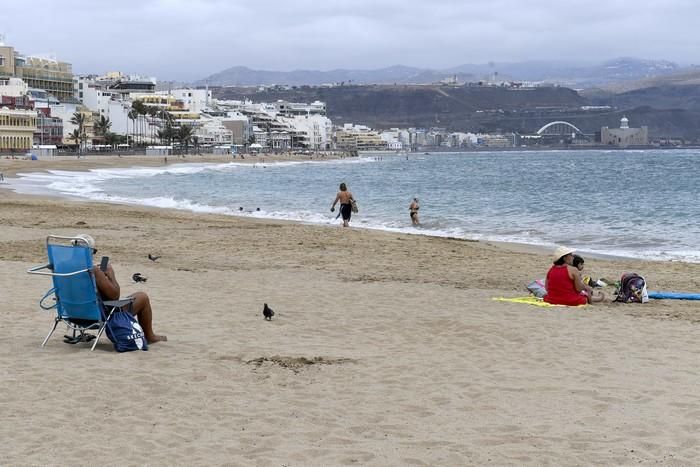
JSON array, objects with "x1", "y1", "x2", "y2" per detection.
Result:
[
  {"x1": 196, "y1": 65, "x2": 436, "y2": 87},
  {"x1": 590, "y1": 67, "x2": 700, "y2": 93},
  {"x1": 213, "y1": 84, "x2": 586, "y2": 130},
  {"x1": 445, "y1": 58, "x2": 681, "y2": 86},
  {"x1": 211, "y1": 84, "x2": 700, "y2": 138},
  {"x1": 195, "y1": 58, "x2": 685, "y2": 88}
]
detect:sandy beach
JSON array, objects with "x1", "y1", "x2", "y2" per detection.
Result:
[{"x1": 1, "y1": 156, "x2": 699, "y2": 466}]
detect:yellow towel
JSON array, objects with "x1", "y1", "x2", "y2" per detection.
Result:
[{"x1": 492, "y1": 296, "x2": 586, "y2": 308}]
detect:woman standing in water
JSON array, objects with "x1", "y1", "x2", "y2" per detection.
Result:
[
  {"x1": 409, "y1": 198, "x2": 420, "y2": 225},
  {"x1": 331, "y1": 182, "x2": 354, "y2": 227}
]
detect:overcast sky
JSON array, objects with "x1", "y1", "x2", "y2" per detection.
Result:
[{"x1": 1, "y1": 0, "x2": 697, "y2": 81}]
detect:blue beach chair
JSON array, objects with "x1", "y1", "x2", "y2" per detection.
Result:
[{"x1": 27, "y1": 235, "x2": 133, "y2": 351}]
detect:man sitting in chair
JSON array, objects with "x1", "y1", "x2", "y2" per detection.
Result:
[{"x1": 76, "y1": 234, "x2": 168, "y2": 344}]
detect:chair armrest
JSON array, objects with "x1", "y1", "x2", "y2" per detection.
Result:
[
  {"x1": 27, "y1": 264, "x2": 90, "y2": 277},
  {"x1": 103, "y1": 299, "x2": 134, "y2": 309},
  {"x1": 39, "y1": 287, "x2": 58, "y2": 310},
  {"x1": 27, "y1": 263, "x2": 52, "y2": 275}
]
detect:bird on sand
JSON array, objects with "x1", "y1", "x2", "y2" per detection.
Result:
[
  {"x1": 132, "y1": 273, "x2": 148, "y2": 283},
  {"x1": 148, "y1": 254, "x2": 161, "y2": 262},
  {"x1": 263, "y1": 303, "x2": 275, "y2": 321}
]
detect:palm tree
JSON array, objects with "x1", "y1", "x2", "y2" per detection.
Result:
[
  {"x1": 94, "y1": 115, "x2": 112, "y2": 144},
  {"x1": 157, "y1": 122, "x2": 175, "y2": 146},
  {"x1": 147, "y1": 106, "x2": 158, "y2": 144},
  {"x1": 158, "y1": 109, "x2": 173, "y2": 125},
  {"x1": 131, "y1": 101, "x2": 147, "y2": 145},
  {"x1": 105, "y1": 132, "x2": 122, "y2": 147},
  {"x1": 70, "y1": 112, "x2": 86, "y2": 153},
  {"x1": 69, "y1": 128, "x2": 82, "y2": 152},
  {"x1": 156, "y1": 128, "x2": 168, "y2": 145},
  {"x1": 177, "y1": 124, "x2": 194, "y2": 155},
  {"x1": 127, "y1": 109, "x2": 138, "y2": 146}
]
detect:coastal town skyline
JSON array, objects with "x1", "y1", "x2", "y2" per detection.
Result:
[{"x1": 1, "y1": 0, "x2": 699, "y2": 81}]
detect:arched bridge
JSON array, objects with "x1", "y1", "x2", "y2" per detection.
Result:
[{"x1": 536, "y1": 121, "x2": 584, "y2": 136}]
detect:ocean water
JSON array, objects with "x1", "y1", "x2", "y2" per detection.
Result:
[{"x1": 7, "y1": 149, "x2": 700, "y2": 263}]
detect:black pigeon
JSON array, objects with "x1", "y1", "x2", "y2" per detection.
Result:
[
  {"x1": 148, "y1": 254, "x2": 161, "y2": 262},
  {"x1": 263, "y1": 303, "x2": 275, "y2": 321},
  {"x1": 132, "y1": 272, "x2": 148, "y2": 283}
]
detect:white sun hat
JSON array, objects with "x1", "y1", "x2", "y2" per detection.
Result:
[{"x1": 552, "y1": 245, "x2": 575, "y2": 263}]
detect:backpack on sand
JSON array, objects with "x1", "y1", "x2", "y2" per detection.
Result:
[
  {"x1": 614, "y1": 273, "x2": 649, "y2": 303},
  {"x1": 105, "y1": 307, "x2": 149, "y2": 352}
]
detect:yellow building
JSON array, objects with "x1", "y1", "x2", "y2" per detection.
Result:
[
  {"x1": 335, "y1": 126, "x2": 386, "y2": 150},
  {"x1": 63, "y1": 108, "x2": 96, "y2": 147},
  {"x1": 0, "y1": 45, "x2": 17, "y2": 78},
  {"x1": 0, "y1": 107, "x2": 37, "y2": 150},
  {"x1": 132, "y1": 94, "x2": 185, "y2": 112}
]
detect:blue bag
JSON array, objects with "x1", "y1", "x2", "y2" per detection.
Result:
[{"x1": 106, "y1": 310, "x2": 148, "y2": 352}]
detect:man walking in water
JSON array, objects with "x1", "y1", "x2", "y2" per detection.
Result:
[{"x1": 331, "y1": 182, "x2": 355, "y2": 227}]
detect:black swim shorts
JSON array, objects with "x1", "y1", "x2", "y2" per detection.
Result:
[{"x1": 340, "y1": 203, "x2": 352, "y2": 220}]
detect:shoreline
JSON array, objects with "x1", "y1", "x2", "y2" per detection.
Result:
[
  {"x1": 1, "y1": 154, "x2": 696, "y2": 265},
  {"x1": 0, "y1": 151, "x2": 341, "y2": 178},
  {"x1": 2, "y1": 187, "x2": 698, "y2": 299}
]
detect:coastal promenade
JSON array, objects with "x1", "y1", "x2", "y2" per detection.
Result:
[{"x1": 1, "y1": 156, "x2": 699, "y2": 465}]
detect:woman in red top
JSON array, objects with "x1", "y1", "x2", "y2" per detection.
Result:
[{"x1": 544, "y1": 246, "x2": 602, "y2": 306}]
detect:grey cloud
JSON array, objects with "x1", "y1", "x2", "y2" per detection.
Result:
[{"x1": 1, "y1": 0, "x2": 697, "y2": 81}]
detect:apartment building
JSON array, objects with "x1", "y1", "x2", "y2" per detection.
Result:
[
  {"x1": 1, "y1": 39, "x2": 75, "y2": 103},
  {"x1": 35, "y1": 108, "x2": 63, "y2": 146},
  {"x1": 221, "y1": 112, "x2": 252, "y2": 146},
  {"x1": 166, "y1": 89, "x2": 212, "y2": 113},
  {"x1": 335, "y1": 124, "x2": 386, "y2": 150},
  {"x1": 0, "y1": 107, "x2": 37, "y2": 150},
  {"x1": 16, "y1": 56, "x2": 75, "y2": 102},
  {"x1": 274, "y1": 100, "x2": 326, "y2": 117}
]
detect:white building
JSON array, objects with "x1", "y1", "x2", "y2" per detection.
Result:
[
  {"x1": 380, "y1": 128, "x2": 411, "y2": 150},
  {"x1": 601, "y1": 116, "x2": 648, "y2": 147},
  {"x1": 160, "y1": 88, "x2": 212, "y2": 113},
  {"x1": 0, "y1": 77, "x2": 28, "y2": 97},
  {"x1": 46, "y1": 101, "x2": 80, "y2": 141},
  {"x1": 194, "y1": 116, "x2": 233, "y2": 145},
  {"x1": 274, "y1": 100, "x2": 326, "y2": 117},
  {"x1": 281, "y1": 114, "x2": 333, "y2": 150},
  {"x1": 75, "y1": 72, "x2": 156, "y2": 102}
]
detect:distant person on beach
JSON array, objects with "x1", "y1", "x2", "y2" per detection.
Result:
[
  {"x1": 0, "y1": 172, "x2": 4, "y2": 182},
  {"x1": 78, "y1": 234, "x2": 168, "y2": 343},
  {"x1": 544, "y1": 246, "x2": 602, "y2": 306},
  {"x1": 330, "y1": 182, "x2": 355, "y2": 227},
  {"x1": 409, "y1": 198, "x2": 420, "y2": 225}
]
